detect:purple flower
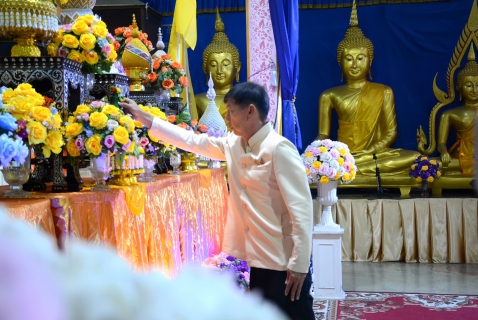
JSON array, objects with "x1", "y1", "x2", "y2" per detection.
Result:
[
  {"x1": 81, "y1": 113, "x2": 89, "y2": 121},
  {"x1": 75, "y1": 137, "x2": 84, "y2": 150},
  {"x1": 17, "y1": 129, "x2": 28, "y2": 139},
  {"x1": 58, "y1": 46, "x2": 69, "y2": 57},
  {"x1": 104, "y1": 135, "x2": 115, "y2": 148},
  {"x1": 226, "y1": 255, "x2": 236, "y2": 262},
  {"x1": 122, "y1": 139, "x2": 132, "y2": 151}
]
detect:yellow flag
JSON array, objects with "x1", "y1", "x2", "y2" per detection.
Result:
[{"x1": 168, "y1": 0, "x2": 198, "y2": 119}]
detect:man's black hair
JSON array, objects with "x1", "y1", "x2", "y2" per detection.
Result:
[{"x1": 224, "y1": 82, "x2": 270, "y2": 122}]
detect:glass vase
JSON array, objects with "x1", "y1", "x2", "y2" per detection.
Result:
[
  {"x1": 90, "y1": 152, "x2": 111, "y2": 192},
  {"x1": 421, "y1": 180, "x2": 429, "y2": 197},
  {"x1": 2, "y1": 154, "x2": 31, "y2": 198},
  {"x1": 169, "y1": 151, "x2": 182, "y2": 175},
  {"x1": 138, "y1": 157, "x2": 157, "y2": 182}
]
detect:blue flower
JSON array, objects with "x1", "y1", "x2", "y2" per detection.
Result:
[
  {"x1": 0, "y1": 113, "x2": 18, "y2": 132},
  {"x1": 0, "y1": 134, "x2": 17, "y2": 167}
]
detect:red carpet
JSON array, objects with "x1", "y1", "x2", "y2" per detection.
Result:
[{"x1": 313, "y1": 292, "x2": 478, "y2": 320}]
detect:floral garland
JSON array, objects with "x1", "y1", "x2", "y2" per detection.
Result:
[
  {"x1": 47, "y1": 14, "x2": 117, "y2": 74},
  {"x1": 1, "y1": 83, "x2": 63, "y2": 158}
]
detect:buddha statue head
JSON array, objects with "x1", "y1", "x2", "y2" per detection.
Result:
[
  {"x1": 456, "y1": 44, "x2": 478, "y2": 103},
  {"x1": 202, "y1": 9, "x2": 242, "y2": 91},
  {"x1": 336, "y1": 1, "x2": 374, "y2": 81}
]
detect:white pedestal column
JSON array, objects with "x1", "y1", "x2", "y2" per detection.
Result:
[{"x1": 312, "y1": 225, "x2": 346, "y2": 300}]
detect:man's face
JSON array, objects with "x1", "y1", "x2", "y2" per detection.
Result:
[
  {"x1": 341, "y1": 47, "x2": 370, "y2": 81},
  {"x1": 206, "y1": 52, "x2": 237, "y2": 90},
  {"x1": 460, "y1": 75, "x2": 478, "y2": 104},
  {"x1": 225, "y1": 99, "x2": 250, "y2": 137}
]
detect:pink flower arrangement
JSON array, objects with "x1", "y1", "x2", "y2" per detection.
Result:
[
  {"x1": 301, "y1": 139, "x2": 357, "y2": 184},
  {"x1": 202, "y1": 252, "x2": 250, "y2": 292}
]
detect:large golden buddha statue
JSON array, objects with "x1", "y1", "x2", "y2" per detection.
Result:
[
  {"x1": 318, "y1": 2, "x2": 418, "y2": 177},
  {"x1": 195, "y1": 9, "x2": 241, "y2": 121},
  {"x1": 437, "y1": 45, "x2": 478, "y2": 177}
]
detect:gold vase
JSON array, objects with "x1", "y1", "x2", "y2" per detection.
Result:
[
  {"x1": 181, "y1": 153, "x2": 198, "y2": 173},
  {"x1": 0, "y1": 0, "x2": 59, "y2": 57},
  {"x1": 59, "y1": 0, "x2": 96, "y2": 24},
  {"x1": 125, "y1": 67, "x2": 149, "y2": 91}
]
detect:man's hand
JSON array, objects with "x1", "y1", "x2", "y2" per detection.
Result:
[
  {"x1": 118, "y1": 98, "x2": 153, "y2": 128},
  {"x1": 284, "y1": 269, "x2": 307, "y2": 301}
]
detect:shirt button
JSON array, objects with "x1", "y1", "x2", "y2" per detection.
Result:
[
  {"x1": 242, "y1": 164, "x2": 246, "y2": 168},
  {"x1": 245, "y1": 226, "x2": 249, "y2": 232}
]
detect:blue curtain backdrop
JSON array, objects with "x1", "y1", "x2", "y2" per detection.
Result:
[
  {"x1": 269, "y1": 0, "x2": 302, "y2": 149},
  {"x1": 146, "y1": 0, "x2": 472, "y2": 153}
]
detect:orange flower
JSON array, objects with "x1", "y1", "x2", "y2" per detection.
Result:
[
  {"x1": 143, "y1": 32, "x2": 148, "y2": 39},
  {"x1": 179, "y1": 76, "x2": 189, "y2": 87},
  {"x1": 113, "y1": 41, "x2": 120, "y2": 51},
  {"x1": 161, "y1": 54, "x2": 171, "y2": 60},
  {"x1": 190, "y1": 119, "x2": 198, "y2": 126},
  {"x1": 198, "y1": 124, "x2": 208, "y2": 133},
  {"x1": 171, "y1": 61, "x2": 181, "y2": 69},
  {"x1": 147, "y1": 72, "x2": 158, "y2": 83},
  {"x1": 167, "y1": 115, "x2": 176, "y2": 123},
  {"x1": 123, "y1": 30, "x2": 132, "y2": 38},
  {"x1": 162, "y1": 79, "x2": 174, "y2": 89},
  {"x1": 145, "y1": 40, "x2": 153, "y2": 47},
  {"x1": 114, "y1": 27, "x2": 125, "y2": 36},
  {"x1": 138, "y1": 33, "x2": 145, "y2": 41},
  {"x1": 152, "y1": 59, "x2": 160, "y2": 70},
  {"x1": 177, "y1": 122, "x2": 188, "y2": 129},
  {"x1": 161, "y1": 66, "x2": 169, "y2": 73},
  {"x1": 125, "y1": 37, "x2": 132, "y2": 44}
]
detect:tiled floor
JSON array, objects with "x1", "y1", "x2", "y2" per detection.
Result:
[{"x1": 342, "y1": 262, "x2": 478, "y2": 295}]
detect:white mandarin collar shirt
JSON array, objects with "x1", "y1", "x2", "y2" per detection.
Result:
[{"x1": 150, "y1": 118, "x2": 313, "y2": 273}]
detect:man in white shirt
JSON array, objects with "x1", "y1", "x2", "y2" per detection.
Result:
[{"x1": 119, "y1": 82, "x2": 314, "y2": 319}]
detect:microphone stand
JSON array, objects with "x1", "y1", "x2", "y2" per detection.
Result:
[{"x1": 363, "y1": 153, "x2": 392, "y2": 199}]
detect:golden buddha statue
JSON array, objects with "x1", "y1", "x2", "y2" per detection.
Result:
[
  {"x1": 195, "y1": 9, "x2": 241, "y2": 122},
  {"x1": 318, "y1": 1, "x2": 419, "y2": 179},
  {"x1": 416, "y1": 1, "x2": 477, "y2": 195},
  {"x1": 437, "y1": 45, "x2": 478, "y2": 177}
]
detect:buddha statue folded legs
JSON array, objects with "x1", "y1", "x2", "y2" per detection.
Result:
[{"x1": 317, "y1": 1, "x2": 419, "y2": 193}]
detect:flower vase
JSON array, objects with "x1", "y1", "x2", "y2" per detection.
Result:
[
  {"x1": 421, "y1": 180, "x2": 429, "y2": 197},
  {"x1": 22, "y1": 145, "x2": 47, "y2": 191},
  {"x1": 90, "y1": 152, "x2": 111, "y2": 192},
  {"x1": 154, "y1": 89, "x2": 171, "y2": 108},
  {"x1": 316, "y1": 180, "x2": 341, "y2": 231},
  {"x1": 138, "y1": 156, "x2": 157, "y2": 182},
  {"x1": 51, "y1": 152, "x2": 68, "y2": 193},
  {"x1": 2, "y1": 153, "x2": 31, "y2": 198},
  {"x1": 170, "y1": 151, "x2": 182, "y2": 175}
]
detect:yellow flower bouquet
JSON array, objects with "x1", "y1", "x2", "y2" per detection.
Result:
[
  {"x1": 1, "y1": 83, "x2": 64, "y2": 158},
  {"x1": 47, "y1": 14, "x2": 117, "y2": 74},
  {"x1": 66, "y1": 100, "x2": 135, "y2": 159}
]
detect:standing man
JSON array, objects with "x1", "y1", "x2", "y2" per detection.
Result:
[{"x1": 119, "y1": 82, "x2": 314, "y2": 319}]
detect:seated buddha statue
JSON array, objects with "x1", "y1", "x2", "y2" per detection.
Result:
[
  {"x1": 317, "y1": 2, "x2": 418, "y2": 176},
  {"x1": 195, "y1": 9, "x2": 241, "y2": 122},
  {"x1": 437, "y1": 45, "x2": 478, "y2": 177}
]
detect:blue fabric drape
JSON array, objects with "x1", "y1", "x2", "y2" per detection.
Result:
[
  {"x1": 269, "y1": 0, "x2": 302, "y2": 149},
  {"x1": 298, "y1": 0, "x2": 448, "y2": 9},
  {"x1": 141, "y1": 0, "x2": 245, "y2": 15}
]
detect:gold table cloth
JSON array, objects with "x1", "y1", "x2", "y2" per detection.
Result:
[
  {"x1": 320, "y1": 198, "x2": 478, "y2": 263},
  {"x1": 0, "y1": 197, "x2": 56, "y2": 239}
]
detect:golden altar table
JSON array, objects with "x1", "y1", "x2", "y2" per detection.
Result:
[
  {"x1": 0, "y1": 169, "x2": 228, "y2": 277},
  {"x1": 316, "y1": 198, "x2": 478, "y2": 263}
]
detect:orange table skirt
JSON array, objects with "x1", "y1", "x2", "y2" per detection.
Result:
[{"x1": 0, "y1": 169, "x2": 228, "y2": 277}]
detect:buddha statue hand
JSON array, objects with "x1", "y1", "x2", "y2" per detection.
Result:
[
  {"x1": 438, "y1": 143, "x2": 451, "y2": 167},
  {"x1": 351, "y1": 148, "x2": 374, "y2": 158}
]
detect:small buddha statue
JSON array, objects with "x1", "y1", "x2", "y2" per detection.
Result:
[
  {"x1": 437, "y1": 45, "x2": 478, "y2": 177},
  {"x1": 195, "y1": 9, "x2": 241, "y2": 122},
  {"x1": 317, "y1": 1, "x2": 418, "y2": 175}
]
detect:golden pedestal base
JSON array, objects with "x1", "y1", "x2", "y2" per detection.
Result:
[
  {"x1": 125, "y1": 67, "x2": 149, "y2": 91},
  {"x1": 11, "y1": 36, "x2": 41, "y2": 57}
]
